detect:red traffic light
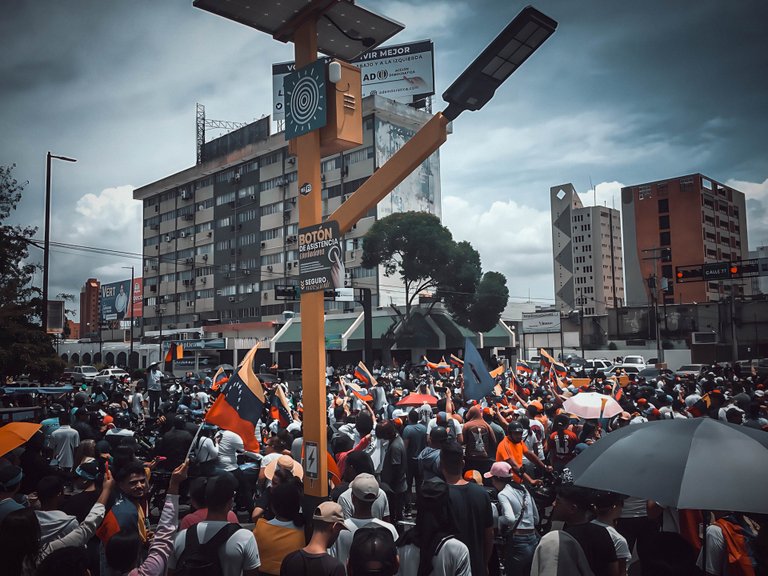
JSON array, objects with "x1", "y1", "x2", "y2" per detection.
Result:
[{"x1": 730, "y1": 266, "x2": 739, "y2": 275}]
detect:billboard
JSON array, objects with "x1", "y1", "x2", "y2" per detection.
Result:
[
  {"x1": 100, "y1": 278, "x2": 143, "y2": 325},
  {"x1": 522, "y1": 311, "x2": 562, "y2": 334},
  {"x1": 272, "y1": 40, "x2": 435, "y2": 121}
]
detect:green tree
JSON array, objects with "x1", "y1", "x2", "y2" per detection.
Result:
[
  {"x1": 361, "y1": 212, "x2": 454, "y2": 318},
  {"x1": 0, "y1": 165, "x2": 63, "y2": 382},
  {"x1": 361, "y1": 211, "x2": 508, "y2": 333}
]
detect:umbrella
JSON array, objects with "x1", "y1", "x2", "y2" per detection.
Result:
[
  {"x1": 397, "y1": 393, "x2": 438, "y2": 407},
  {"x1": 0, "y1": 422, "x2": 42, "y2": 457},
  {"x1": 568, "y1": 418, "x2": 768, "y2": 513},
  {"x1": 562, "y1": 392, "x2": 623, "y2": 419}
]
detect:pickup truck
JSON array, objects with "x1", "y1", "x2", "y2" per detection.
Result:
[{"x1": 61, "y1": 365, "x2": 99, "y2": 385}]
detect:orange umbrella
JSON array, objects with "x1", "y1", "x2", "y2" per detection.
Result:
[{"x1": 0, "y1": 422, "x2": 42, "y2": 457}]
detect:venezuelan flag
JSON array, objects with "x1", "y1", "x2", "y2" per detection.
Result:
[
  {"x1": 449, "y1": 354, "x2": 464, "y2": 367},
  {"x1": 164, "y1": 341, "x2": 184, "y2": 363},
  {"x1": 516, "y1": 361, "x2": 533, "y2": 375},
  {"x1": 354, "y1": 361, "x2": 378, "y2": 387},
  {"x1": 205, "y1": 343, "x2": 265, "y2": 451}
]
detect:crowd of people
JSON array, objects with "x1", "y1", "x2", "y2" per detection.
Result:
[{"x1": 0, "y1": 356, "x2": 766, "y2": 576}]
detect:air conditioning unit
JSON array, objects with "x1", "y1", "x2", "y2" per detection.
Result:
[
  {"x1": 267, "y1": 265, "x2": 273, "y2": 271},
  {"x1": 183, "y1": 280, "x2": 191, "y2": 286},
  {"x1": 287, "y1": 235, "x2": 296, "y2": 243},
  {"x1": 180, "y1": 190, "x2": 190, "y2": 200},
  {"x1": 287, "y1": 157, "x2": 296, "y2": 165},
  {"x1": 242, "y1": 269, "x2": 250, "y2": 275},
  {"x1": 207, "y1": 231, "x2": 212, "y2": 237},
  {"x1": 261, "y1": 241, "x2": 266, "y2": 248},
  {"x1": 202, "y1": 254, "x2": 208, "y2": 261},
  {"x1": 186, "y1": 301, "x2": 193, "y2": 307},
  {"x1": 294, "y1": 261, "x2": 299, "y2": 267},
  {"x1": 349, "y1": 250, "x2": 355, "y2": 258},
  {"x1": 180, "y1": 232, "x2": 187, "y2": 238},
  {"x1": 151, "y1": 265, "x2": 158, "y2": 270},
  {"x1": 287, "y1": 263, "x2": 292, "y2": 270},
  {"x1": 228, "y1": 296, "x2": 236, "y2": 302},
  {"x1": 183, "y1": 214, "x2": 194, "y2": 221},
  {"x1": 283, "y1": 210, "x2": 291, "y2": 219},
  {"x1": 692, "y1": 332, "x2": 718, "y2": 344},
  {"x1": 164, "y1": 235, "x2": 172, "y2": 242},
  {"x1": 201, "y1": 277, "x2": 207, "y2": 284},
  {"x1": 263, "y1": 293, "x2": 269, "y2": 300},
  {"x1": 216, "y1": 290, "x2": 223, "y2": 296},
  {"x1": 249, "y1": 194, "x2": 256, "y2": 200},
  {"x1": 150, "y1": 285, "x2": 157, "y2": 292},
  {"x1": 154, "y1": 205, "x2": 159, "y2": 212},
  {"x1": 185, "y1": 257, "x2": 193, "y2": 264},
  {"x1": 198, "y1": 204, "x2": 205, "y2": 211}
]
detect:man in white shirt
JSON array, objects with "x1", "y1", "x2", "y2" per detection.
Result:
[
  {"x1": 50, "y1": 411, "x2": 79, "y2": 471},
  {"x1": 168, "y1": 472, "x2": 260, "y2": 576},
  {"x1": 331, "y1": 473, "x2": 398, "y2": 566}
]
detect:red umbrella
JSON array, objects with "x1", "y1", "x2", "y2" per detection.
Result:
[{"x1": 397, "y1": 393, "x2": 438, "y2": 407}]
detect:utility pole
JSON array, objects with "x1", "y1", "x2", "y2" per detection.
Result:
[
  {"x1": 642, "y1": 247, "x2": 670, "y2": 364},
  {"x1": 122, "y1": 266, "x2": 135, "y2": 368}
]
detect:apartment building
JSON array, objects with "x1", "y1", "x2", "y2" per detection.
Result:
[
  {"x1": 551, "y1": 183, "x2": 624, "y2": 316},
  {"x1": 133, "y1": 96, "x2": 441, "y2": 335},
  {"x1": 622, "y1": 174, "x2": 749, "y2": 306}
]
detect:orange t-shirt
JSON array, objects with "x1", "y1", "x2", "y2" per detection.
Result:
[{"x1": 496, "y1": 437, "x2": 525, "y2": 481}]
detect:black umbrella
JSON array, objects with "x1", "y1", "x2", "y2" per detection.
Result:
[{"x1": 568, "y1": 417, "x2": 768, "y2": 513}]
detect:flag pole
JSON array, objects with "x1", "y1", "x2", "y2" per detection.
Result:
[{"x1": 185, "y1": 418, "x2": 206, "y2": 461}]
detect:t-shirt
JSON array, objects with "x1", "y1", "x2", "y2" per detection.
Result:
[
  {"x1": 131, "y1": 392, "x2": 144, "y2": 415},
  {"x1": 447, "y1": 482, "x2": 493, "y2": 576},
  {"x1": 51, "y1": 425, "x2": 79, "y2": 468},
  {"x1": 338, "y1": 487, "x2": 390, "y2": 520},
  {"x1": 548, "y1": 429, "x2": 579, "y2": 464},
  {"x1": 463, "y1": 420, "x2": 495, "y2": 459},
  {"x1": 696, "y1": 524, "x2": 728, "y2": 576},
  {"x1": 427, "y1": 417, "x2": 462, "y2": 439},
  {"x1": 592, "y1": 519, "x2": 631, "y2": 569},
  {"x1": 216, "y1": 430, "x2": 244, "y2": 471},
  {"x1": 402, "y1": 423, "x2": 427, "y2": 460},
  {"x1": 179, "y1": 508, "x2": 239, "y2": 530},
  {"x1": 168, "y1": 521, "x2": 261, "y2": 576},
  {"x1": 331, "y1": 517, "x2": 399, "y2": 566},
  {"x1": 397, "y1": 538, "x2": 471, "y2": 576},
  {"x1": 280, "y1": 549, "x2": 345, "y2": 576},
  {"x1": 563, "y1": 522, "x2": 618, "y2": 576}
]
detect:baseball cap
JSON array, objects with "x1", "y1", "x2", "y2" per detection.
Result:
[
  {"x1": 75, "y1": 458, "x2": 100, "y2": 481},
  {"x1": 484, "y1": 461, "x2": 513, "y2": 479},
  {"x1": 351, "y1": 472, "x2": 379, "y2": 502},
  {"x1": 313, "y1": 501, "x2": 346, "y2": 525},
  {"x1": 507, "y1": 421, "x2": 524, "y2": 433}
]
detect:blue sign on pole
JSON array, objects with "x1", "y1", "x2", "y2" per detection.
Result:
[{"x1": 284, "y1": 59, "x2": 327, "y2": 140}]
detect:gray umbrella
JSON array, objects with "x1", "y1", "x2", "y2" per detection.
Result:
[{"x1": 568, "y1": 417, "x2": 768, "y2": 513}]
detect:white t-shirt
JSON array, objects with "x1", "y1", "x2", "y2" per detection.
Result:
[
  {"x1": 216, "y1": 430, "x2": 244, "y2": 471},
  {"x1": 168, "y1": 521, "x2": 260, "y2": 576},
  {"x1": 51, "y1": 425, "x2": 79, "y2": 468},
  {"x1": 331, "y1": 517, "x2": 398, "y2": 566},
  {"x1": 338, "y1": 487, "x2": 390, "y2": 520},
  {"x1": 696, "y1": 524, "x2": 728, "y2": 576},
  {"x1": 130, "y1": 392, "x2": 144, "y2": 415},
  {"x1": 427, "y1": 417, "x2": 462, "y2": 439},
  {"x1": 397, "y1": 538, "x2": 471, "y2": 576},
  {"x1": 592, "y1": 519, "x2": 631, "y2": 570}
]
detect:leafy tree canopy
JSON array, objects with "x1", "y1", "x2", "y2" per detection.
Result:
[
  {"x1": 361, "y1": 211, "x2": 507, "y2": 332},
  {"x1": 0, "y1": 165, "x2": 62, "y2": 382}
]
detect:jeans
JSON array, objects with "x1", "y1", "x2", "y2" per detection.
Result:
[{"x1": 504, "y1": 532, "x2": 540, "y2": 576}]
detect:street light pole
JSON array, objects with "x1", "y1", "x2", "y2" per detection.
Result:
[
  {"x1": 156, "y1": 306, "x2": 165, "y2": 365},
  {"x1": 122, "y1": 266, "x2": 135, "y2": 368},
  {"x1": 43, "y1": 152, "x2": 76, "y2": 333}
]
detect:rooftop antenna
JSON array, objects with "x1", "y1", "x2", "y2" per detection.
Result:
[{"x1": 589, "y1": 176, "x2": 595, "y2": 206}]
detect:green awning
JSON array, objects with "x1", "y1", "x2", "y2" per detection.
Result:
[
  {"x1": 429, "y1": 313, "x2": 479, "y2": 348},
  {"x1": 482, "y1": 322, "x2": 514, "y2": 348},
  {"x1": 346, "y1": 315, "x2": 398, "y2": 351}
]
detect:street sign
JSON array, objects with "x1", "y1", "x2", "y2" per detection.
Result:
[
  {"x1": 304, "y1": 441, "x2": 319, "y2": 479},
  {"x1": 703, "y1": 262, "x2": 730, "y2": 280},
  {"x1": 299, "y1": 221, "x2": 344, "y2": 293}
]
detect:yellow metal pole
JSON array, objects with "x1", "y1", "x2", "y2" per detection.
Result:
[
  {"x1": 330, "y1": 112, "x2": 450, "y2": 234},
  {"x1": 294, "y1": 19, "x2": 328, "y2": 497}
]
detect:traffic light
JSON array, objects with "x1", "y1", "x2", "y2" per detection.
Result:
[{"x1": 675, "y1": 265, "x2": 704, "y2": 283}]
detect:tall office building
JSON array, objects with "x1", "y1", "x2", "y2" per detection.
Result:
[
  {"x1": 134, "y1": 96, "x2": 441, "y2": 335},
  {"x1": 622, "y1": 174, "x2": 749, "y2": 306},
  {"x1": 551, "y1": 183, "x2": 624, "y2": 316},
  {"x1": 79, "y1": 278, "x2": 100, "y2": 337}
]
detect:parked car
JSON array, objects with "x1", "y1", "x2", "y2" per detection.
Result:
[
  {"x1": 583, "y1": 359, "x2": 614, "y2": 372},
  {"x1": 621, "y1": 355, "x2": 647, "y2": 369},
  {"x1": 638, "y1": 366, "x2": 674, "y2": 380},
  {"x1": 61, "y1": 365, "x2": 99, "y2": 385},
  {"x1": 675, "y1": 364, "x2": 707, "y2": 379},
  {"x1": 93, "y1": 368, "x2": 130, "y2": 386}
]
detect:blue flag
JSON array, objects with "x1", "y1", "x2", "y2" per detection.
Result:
[{"x1": 462, "y1": 337, "x2": 496, "y2": 400}]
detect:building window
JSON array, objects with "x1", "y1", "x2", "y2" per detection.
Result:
[
  {"x1": 658, "y1": 199, "x2": 669, "y2": 213},
  {"x1": 660, "y1": 231, "x2": 671, "y2": 246},
  {"x1": 659, "y1": 215, "x2": 670, "y2": 229}
]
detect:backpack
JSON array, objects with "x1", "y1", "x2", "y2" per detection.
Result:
[{"x1": 176, "y1": 523, "x2": 242, "y2": 576}]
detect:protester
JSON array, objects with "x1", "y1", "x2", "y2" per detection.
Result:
[{"x1": 280, "y1": 501, "x2": 346, "y2": 576}]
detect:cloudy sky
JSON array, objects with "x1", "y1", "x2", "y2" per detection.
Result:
[{"x1": 2, "y1": 0, "x2": 767, "y2": 319}]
